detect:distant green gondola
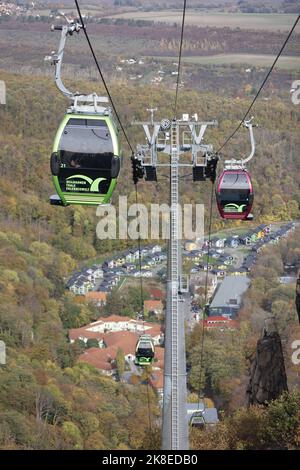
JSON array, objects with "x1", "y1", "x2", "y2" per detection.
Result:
[
  {"x1": 50, "y1": 113, "x2": 120, "y2": 206},
  {"x1": 135, "y1": 334, "x2": 155, "y2": 366},
  {"x1": 189, "y1": 411, "x2": 205, "y2": 428}
]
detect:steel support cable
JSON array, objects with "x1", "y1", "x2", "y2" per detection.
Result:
[
  {"x1": 74, "y1": 0, "x2": 134, "y2": 153},
  {"x1": 173, "y1": 0, "x2": 187, "y2": 118},
  {"x1": 146, "y1": 378, "x2": 153, "y2": 432},
  {"x1": 196, "y1": 181, "x2": 215, "y2": 409},
  {"x1": 134, "y1": 184, "x2": 145, "y2": 324},
  {"x1": 133, "y1": 183, "x2": 154, "y2": 435},
  {"x1": 217, "y1": 14, "x2": 300, "y2": 153},
  {"x1": 74, "y1": 0, "x2": 152, "y2": 431}
]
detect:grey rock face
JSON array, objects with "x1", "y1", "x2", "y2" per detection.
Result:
[{"x1": 247, "y1": 323, "x2": 288, "y2": 405}]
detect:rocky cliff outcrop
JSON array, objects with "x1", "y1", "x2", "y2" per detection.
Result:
[{"x1": 247, "y1": 318, "x2": 288, "y2": 405}]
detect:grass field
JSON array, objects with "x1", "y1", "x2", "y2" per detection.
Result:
[
  {"x1": 149, "y1": 54, "x2": 300, "y2": 71},
  {"x1": 35, "y1": 6, "x2": 104, "y2": 16},
  {"x1": 106, "y1": 11, "x2": 298, "y2": 32}
]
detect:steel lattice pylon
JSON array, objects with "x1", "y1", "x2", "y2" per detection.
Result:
[
  {"x1": 162, "y1": 120, "x2": 189, "y2": 449},
  {"x1": 133, "y1": 114, "x2": 218, "y2": 450}
]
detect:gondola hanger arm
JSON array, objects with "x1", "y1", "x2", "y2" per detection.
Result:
[
  {"x1": 47, "y1": 14, "x2": 83, "y2": 99},
  {"x1": 224, "y1": 118, "x2": 257, "y2": 169},
  {"x1": 46, "y1": 15, "x2": 109, "y2": 112}
]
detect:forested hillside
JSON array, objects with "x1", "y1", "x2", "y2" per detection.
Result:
[
  {"x1": 1, "y1": 71, "x2": 299, "y2": 244},
  {"x1": 0, "y1": 72, "x2": 163, "y2": 449},
  {"x1": 188, "y1": 225, "x2": 300, "y2": 449},
  {"x1": 187, "y1": 226, "x2": 300, "y2": 410},
  {"x1": 0, "y1": 70, "x2": 299, "y2": 449}
]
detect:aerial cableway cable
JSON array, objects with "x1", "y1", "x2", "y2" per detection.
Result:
[
  {"x1": 74, "y1": 0, "x2": 134, "y2": 154},
  {"x1": 134, "y1": 184, "x2": 145, "y2": 323},
  {"x1": 74, "y1": 0, "x2": 145, "y2": 314},
  {"x1": 195, "y1": 181, "x2": 215, "y2": 415},
  {"x1": 133, "y1": 164, "x2": 153, "y2": 433},
  {"x1": 74, "y1": 1, "x2": 145, "y2": 315},
  {"x1": 173, "y1": 0, "x2": 187, "y2": 118},
  {"x1": 134, "y1": 177, "x2": 154, "y2": 435},
  {"x1": 218, "y1": 14, "x2": 300, "y2": 153},
  {"x1": 74, "y1": 0, "x2": 152, "y2": 431},
  {"x1": 191, "y1": 12, "x2": 300, "y2": 404}
]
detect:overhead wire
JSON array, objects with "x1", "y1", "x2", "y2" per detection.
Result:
[
  {"x1": 74, "y1": 0, "x2": 151, "y2": 429},
  {"x1": 192, "y1": 15, "x2": 300, "y2": 408},
  {"x1": 74, "y1": 0, "x2": 144, "y2": 314},
  {"x1": 134, "y1": 185, "x2": 145, "y2": 323},
  {"x1": 217, "y1": 14, "x2": 300, "y2": 153},
  {"x1": 133, "y1": 182, "x2": 152, "y2": 433},
  {"x1": 173, "y1": 0, "x2": 187, "y2": 118},
  {"x1": 74, "y1": 0, "x2": 134, "y2": 154},
  {"x1": 72, "y1": 0, "x2": 297, "y2": 436},
  {"x1": 196, "y1": 181, "x2": 215, "y2": 410}
]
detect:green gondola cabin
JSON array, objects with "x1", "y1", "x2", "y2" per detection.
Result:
[
  {"x1": 50, "y1": 113, "x2": 121, "y2": 206},
  {"x1": 135, "y1": 334, "x2": 155, "y2": 366}
]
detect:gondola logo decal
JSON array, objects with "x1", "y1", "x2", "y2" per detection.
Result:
[
  {"x1": 66, "y1": 175, "x2": 107, "y2": 192},
  {"x1": 224, "y1": 203, "x2": 247, "y2": 213}
]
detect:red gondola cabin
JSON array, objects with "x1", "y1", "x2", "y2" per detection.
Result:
[{"x1": 216, "y1": 169, "x2": 253, "y2": 220}]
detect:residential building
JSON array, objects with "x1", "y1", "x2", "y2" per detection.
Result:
[
  {"x1": 148, "y1": 244, "x2": 162, "y2": 254},
  {"x1": 144, "y1": 256, "x2": 156, "y2": 266},
  {"x1": 72, "y1": 317, "x2": 163, "y2": 375},
  {"x1": 148, "y1": 288, "x2": 165, "y2": 300},
  {"x1": 69, "y1": 277, "x2": 93, "y2": 295},
  {"x1": 208, "y1": 275, "x2": 250, "y2": 318},
  {"x1": 69, "y1": 326, "x2": 105, "y2": 348},
  {"x1": 189, "y1": 273, "x2": 217, "y2": 298},
  {"x1": 129, "y1": 248, "x2": 140, "y2": 260},
  {"x1": 79, "y1": 347, "x2": 116, "y2": 376},
  {"x1": 141, "y1": 270, "x2": 153, "y2": 277},
  {"x1": 69, "y1": 315, "x2": 163, "y2": 344},
  {"x1": 122, "y1": 262, "x2": 135, "y2": 272},
  {"x1": 144, "y1": 300, "x2": 164, "y2": 316},
  {"x1": 113, "y1": 254, "x2": 126, "y2": 266},
  {"x1": 225, "y1": 236, "x2": 239, "y2": 248},
  {"x1": 102, "y1": 259, "x2": 115, "y2": 269},
  {"x1": 203, "y1": 316, "x2": 238, "y2": 330},
  {"x1": 85, "y1": 291, "x2": 107, "y2": 306},
  {"x1": 139, "y1": 248, "x2": 149, "y2": 258},
  {"x1": 239, "y1": 235, "x2": 252, "y2": 246},
  {"x1": 184, "y1": 241, "x2": 199, "y2": 252},
  {"x1": 187, "y1": 403, "x2": 219, "y2": 426},
  {"x1": 215, "y1": 238, "x2": 226, "y2": 248},
  {"x1": 279, "y1": 276, "x2": 297, "y2": 284}
]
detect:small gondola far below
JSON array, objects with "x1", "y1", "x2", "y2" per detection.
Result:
[
  {"x1": 50, "y1": 113, "x2": 121, "y2": 206},
  {"x1": 135, "y1": 334, "x2": 155, "y2": 367},
  {"x1": 216, "y1": 168, "x2": 254, "y2": 220}
]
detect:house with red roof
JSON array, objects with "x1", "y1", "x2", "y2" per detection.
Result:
[
  {"x1": 79, "y1": 347, "x2": 116, "y2": 376},
  {"x1": 78, "y1": 331, "x2": 139, "y2": 376},
  {"x1": 103, "y1": 331, "x2": 139, "y2": 355},
  {"x1": 203, "y1": 316, "x2": 238, "y2": 331},
  {"x1": 144, "y1": 300, "x2": 163, "y2": 316},
  {"x1": 70, "y1": 315, "x2": 164, "y2": 375},
  {"x1": 69, "y1": 324, "x2": 105, "y2": 347},
  {"x1": 69, "y1": 315, "x2": 164, "y2": 345},
  {"x1": 148, "y1": 288, "x2": 165, "y2": 300},
  {"x1": 85, "y1": 291, "x2": 107, "y2": 306}
]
